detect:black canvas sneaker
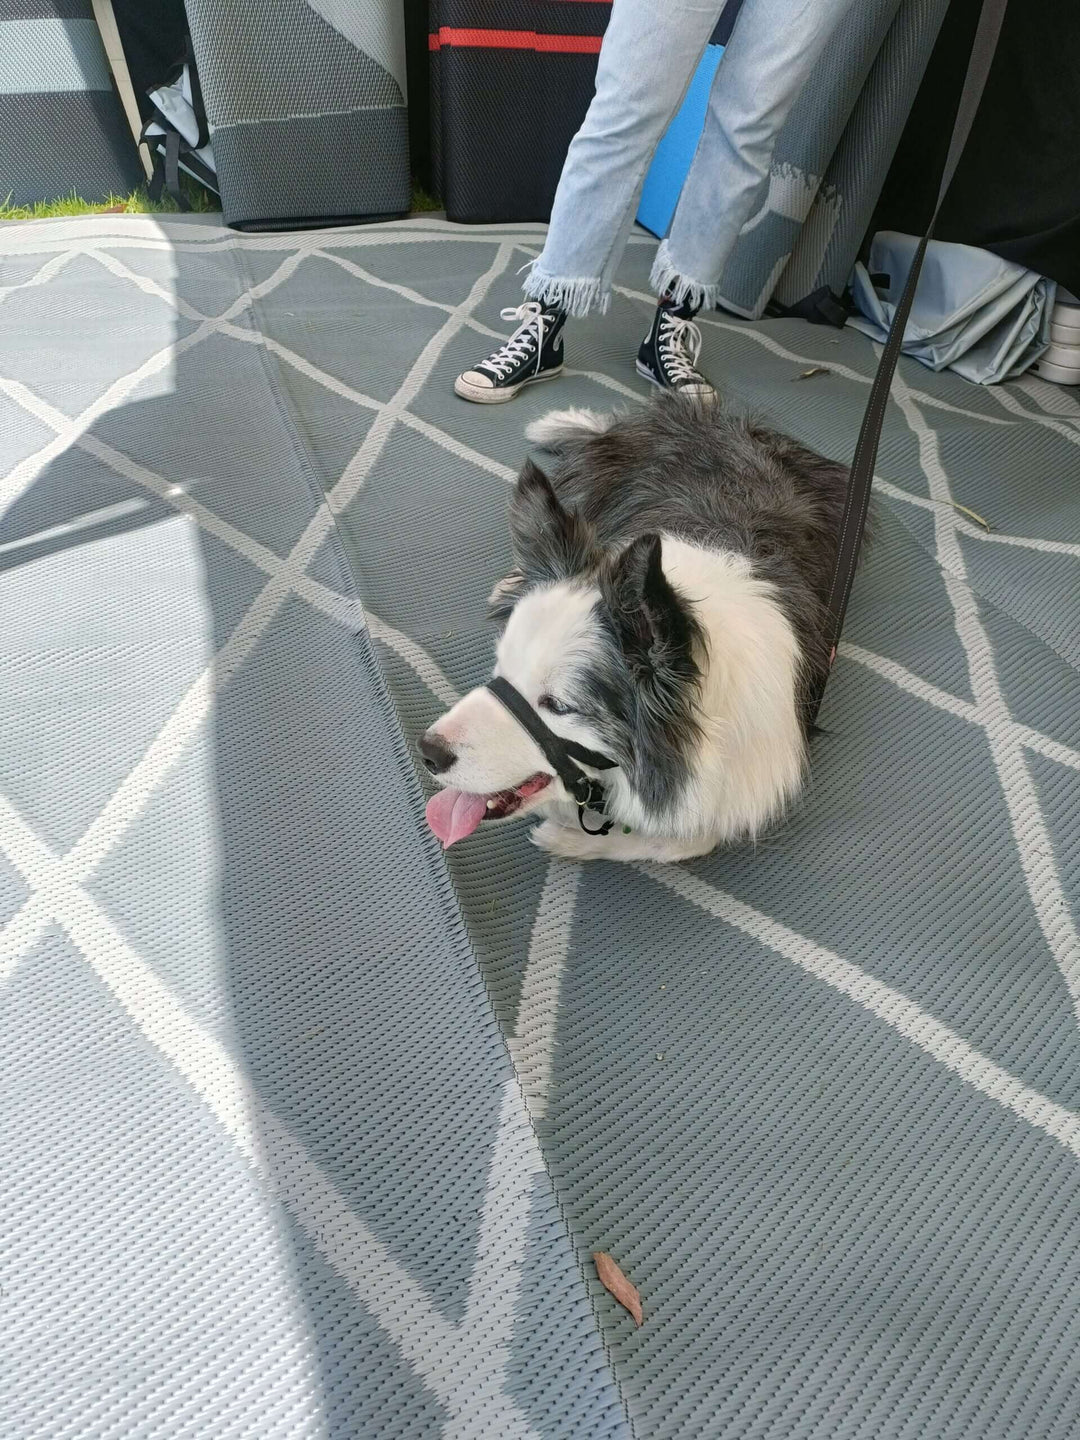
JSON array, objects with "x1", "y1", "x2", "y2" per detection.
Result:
[
  {"x1": 636, "y1": 304, "x2": 715, "y2": 397},
  {"x1": 454, "y1": 302, "x2": 566, "y2": 403}
]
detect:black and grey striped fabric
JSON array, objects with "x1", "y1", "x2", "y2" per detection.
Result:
[
  {"x1": 770, "y1": 0, "x2": 953, "y2": 310},
  {"x1": 0, "y1": 0, "x2": 142, "y2": 205},
  {"x1": 717, "y1": 0, "x2": 951, "y2": 318},
  {"x1": 183, "y1": 0, "x2": 411, "y2": 231}
]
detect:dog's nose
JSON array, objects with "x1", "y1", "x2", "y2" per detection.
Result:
[{"x1": 418, "y1": 731, "x2": 457, "y2": 775}]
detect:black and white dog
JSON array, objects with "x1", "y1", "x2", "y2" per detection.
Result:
[{"x1": 421, "y1": 394, "x2": 850, "y2": 862}]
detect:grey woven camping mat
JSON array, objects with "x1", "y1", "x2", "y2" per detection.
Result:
[{"x1": 1, "y1": 215, "x2": 1079, "y2": 1440}]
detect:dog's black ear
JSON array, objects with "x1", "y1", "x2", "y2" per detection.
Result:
[
  {"x1": 509, "y1": 458, "x2": 597, "y2": 582},
  {"x1": 602, "y1": 534, "x2": 699, "y2": 680}
]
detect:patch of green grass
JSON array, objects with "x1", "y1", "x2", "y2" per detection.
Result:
[
  {"x1": 0, "y1": 180, "x2": 219, "y2": 222},
  {"x1": 410, "y1": 185, "x2": 442, "y2": 213},
  {"x1": 2, "y1": 179, "x2": 442, "y2": 222}
]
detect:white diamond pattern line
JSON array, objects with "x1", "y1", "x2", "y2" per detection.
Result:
[
  {"x1": 327, "y1": 241, "x2": 515, "y2": 513},
  {"x1": 841, "y1": 645, "x2": 1080, "y2": 773},
  {"x1": 0, "y1": 249, "x2": 77, "y2": 306},
  {"x1": 0, "y1": 249, "x2": 309, "y2": 515},
  {"x1": 507, "y1": 860, "x2": 582, "y2": 1121},
  {"x1": 873, "y1": 476, "x2": 1080, "y2": 559},
  {"x1": 890, "y1": 365, "x2": 1080, "y2": 1023},
  {"x1": 639, "y1": 864, "x2": 1080, "y2": 1160},
  {"x1": 0, "y1": 783, "x2": 543, "y2": 1433},
  {"x1": 84, "y1": 246, "x2": 522, "y2": 488}
]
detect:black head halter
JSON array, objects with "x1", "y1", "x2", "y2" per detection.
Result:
[{"x1": 486, "y1": 676, "x2": 618, "y2": 835}]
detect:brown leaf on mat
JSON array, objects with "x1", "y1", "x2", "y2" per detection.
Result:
[
  {"x1": 793, "y1": 366, "x2": 830, "y2": 380},
  {"x1": 593, "y1": 1252, "x2": 643, "y2": 1326}
]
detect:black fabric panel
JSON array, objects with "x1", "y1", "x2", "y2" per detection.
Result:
[
  {"x1": 432, "y1": 0, "x2": 610, "y2": 37},
  {"x1": 0, "y1": 90, "x2": 143, "y2": 205},
  {"x1": 0, "y1": 1, "x2": 92, "y2": 17},
  {"x1": 213, "y1": 109, "x2": 411, "y2": 230},
  {"x1": 430, "y1": 2, "x2": 443, "y2": 199},
  {"x1": 404, "y1": 0, "x2": 432, "y2": 190},
  {"x1": 110, "y1": 0, "x2": 189, "y2": 120},
  {"x1": 713, "y1": 0, "x2": 745, "y2": 47},
  {"x1": 430, "y1": 0, "x2": 613, "y2": 223},
  {"x1": 870, "y1": 0, "x2": 1080, "y2": 294},
  {"x1": 433, "y1": 48, "x2": 607, "y2": 222}
]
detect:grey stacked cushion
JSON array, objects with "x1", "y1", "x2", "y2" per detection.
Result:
[
  {"x1": 0, "y1": 0, "x2": 142, "y2": 205},
  {"x1": 184, "y1": 0, "x2": 411, "y2": 230}
]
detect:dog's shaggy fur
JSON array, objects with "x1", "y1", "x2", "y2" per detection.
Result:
[{"x1": 421, "y1": 393, "x2": 850, "y2": 862}]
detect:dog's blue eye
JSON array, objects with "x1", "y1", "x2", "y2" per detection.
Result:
[{"x1": 539, "y1": 694, "x2": 575, "y2": 717}]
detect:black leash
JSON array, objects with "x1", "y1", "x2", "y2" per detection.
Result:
[
  {"x1": 810, "y1": 0, "x2": 1007, "y2": 725},
  {"x1": 486, "y1": 677, "x2": 619, "y2": 834}
]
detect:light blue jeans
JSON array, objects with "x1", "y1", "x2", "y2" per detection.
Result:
[{"x1": 524, "y1": 0, "x2": 859, "y2": 316}]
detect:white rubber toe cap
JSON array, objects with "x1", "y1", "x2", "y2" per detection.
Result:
[
  {"x1": 679, "y1": 380, "x2": 716, "y2": 400},
  {"x1": 455, "y1": 368, "x2": 518, "y2": 403}
]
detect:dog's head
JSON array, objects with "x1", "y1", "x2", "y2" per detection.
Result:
[{"x1": 420, "y1": 460, "x2": 704, "y2": 846}]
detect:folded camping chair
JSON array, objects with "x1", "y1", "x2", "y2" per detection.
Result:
[{"x1": 141, "y1": 43, "x2": 219, "y2": 209}]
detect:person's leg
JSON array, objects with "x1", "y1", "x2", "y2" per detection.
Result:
[
  {"x1": 455, "y1": 0, "x2": 722, "y2": 402},
  {"x1": 653, "y1": 0, "x2": 860, "y2": 311},
  {"x1": 524, "y1": 0, "x2": 722, "y2": 318}
]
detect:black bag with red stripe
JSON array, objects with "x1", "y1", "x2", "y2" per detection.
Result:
[{"x1": 430, "y1": 0, "x2": 612, "y2": 222}]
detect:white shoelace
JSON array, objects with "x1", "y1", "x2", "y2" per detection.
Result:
[
  {"x1": 658, "y1": 312, "x2": 704, "y2": 383},
  {"x1": 482, "y1": 302, "x2": 550, "y2": 379}
]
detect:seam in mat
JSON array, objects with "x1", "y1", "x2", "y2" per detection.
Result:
[
  {"x1": 227, "y1": 233, "x2": 636, "y2": 1434},
  {"x1": 878, "y1": 492, "x2": 1080, "y2": 685},
  {"x1": 363, "y1": 625, "x2": 644, "y2": 1434},
  {"x1": 228, "y1": 234, "x2": 493, "y2": 1022}
]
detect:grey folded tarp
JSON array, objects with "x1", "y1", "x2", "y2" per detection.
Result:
[
  {"x1": 849, "y1": 230, "x2": 1055, "y2": 385},
  {"x1": 183, "y1": 0, "x2": 411, "y2": 231},
  {"x1": 0, "y1": 0, "x2": 142, "y2": 206}
]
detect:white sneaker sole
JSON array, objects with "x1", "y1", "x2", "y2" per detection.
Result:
[
  {"x1": 635, "y1": 359, "x2": 715, "y2": 398},
  {"x1": 454, "y1": 366, "x2": 564, "y2": 404}
]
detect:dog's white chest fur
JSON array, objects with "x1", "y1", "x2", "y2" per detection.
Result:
[{"x1": 645, "y1": 536, "x2": 805, "y2": 841}]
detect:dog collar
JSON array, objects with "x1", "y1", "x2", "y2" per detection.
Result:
[{"x1": 486, "y1": 676, "x2": 618, "y2": 836}]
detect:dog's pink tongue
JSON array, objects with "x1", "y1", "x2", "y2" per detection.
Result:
[{"x1": 426, "y1": 788, "x2": 488, "y2": 847}]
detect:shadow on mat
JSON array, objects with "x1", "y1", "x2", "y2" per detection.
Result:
[{"x1": 0, "y1": 245, "x2": 472, "y2": 1434}]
